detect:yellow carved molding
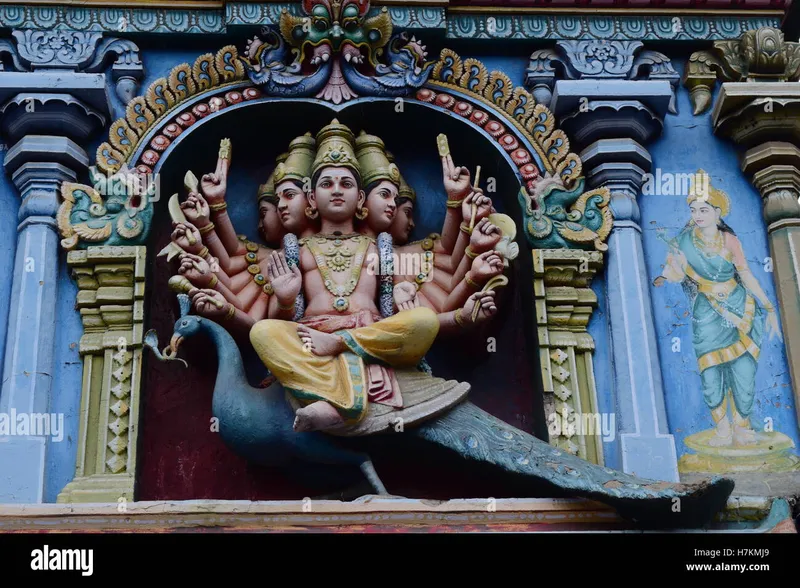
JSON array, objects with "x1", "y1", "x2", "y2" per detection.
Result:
[
  {"x1": 533, "y1": 249, "x2": 603, "y2": 465},
  {"x1": 57, "y1": 246, "x2": 146, "y2": 504}
]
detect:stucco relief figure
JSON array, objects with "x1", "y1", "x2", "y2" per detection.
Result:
[
  {"x1": 654, "y1": 172, "x2": 798, "y2": 472},
  {"x1": 168, "y1": 119, "x2": 506, "y2": 434}
]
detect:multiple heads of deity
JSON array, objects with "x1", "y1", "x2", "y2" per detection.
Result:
[{"x1": 256, "y1": 119, "x2": 417, "y2": 245}]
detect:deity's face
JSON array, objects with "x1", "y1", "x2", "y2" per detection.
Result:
[
  {"x1": 390, "y1": 199, "x2": 414, "y2": 244},
  {"x1": 276, "y1": 180, "x2": 310, "y2": 233},
  {"x1": 310, "y1": 166, "x2": 364, "y2": 223},
  {"x1": 364, "y1": 180, "x2": 398, "y2": 232},
  {"x1": 258, "y1": 198, "x2": 284, "y2": 244},
  {"x1": 689, "y1": 200, "x2": 719, "y2": 229}
]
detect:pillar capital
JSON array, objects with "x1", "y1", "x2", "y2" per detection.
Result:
[
  {"x1": 526, "y1": 40, "x2": 679, "y2": 114},
  {"x1": 741, "y1": 142, "x2": 800, "y2": 229},
  {"x1": 550, "y1": 82, "x2": 672, "y2": 152},
  {"x1": 683, "y1": 25, "x2": 800, "y2": 116}
]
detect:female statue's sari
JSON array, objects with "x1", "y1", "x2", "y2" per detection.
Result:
[{"x1": 673, "y1": 227, "x2": 765, "y2": 418}]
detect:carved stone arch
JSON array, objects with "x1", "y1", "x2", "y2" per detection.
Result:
[{"x1": 55, "y1": 41, "x2": 615, "y2": 503}]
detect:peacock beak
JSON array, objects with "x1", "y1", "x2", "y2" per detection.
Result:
[{"x1": 169, "y1": 334, "x2": 183, "y2": 356}]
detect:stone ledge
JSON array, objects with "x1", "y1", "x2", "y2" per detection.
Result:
[{"x1": 0, "y1": 496, "x2": 792, "y2": 532}]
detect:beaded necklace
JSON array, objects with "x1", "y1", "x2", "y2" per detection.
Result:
[{"x1": 301, "y1": 233, "x2": 372, "y2": 312}]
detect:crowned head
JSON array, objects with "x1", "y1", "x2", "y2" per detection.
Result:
[
  {"x1": 309, "y1": 119, "x2": 364, "y2": 223},
  {"x1": 273, "y1": 134, "x2": 317, "y2": 234},
  {"x1": 686, "y1": 170, "x2": 729, "y2": 230}
]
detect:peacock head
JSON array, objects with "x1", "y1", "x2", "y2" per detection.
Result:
[
  {"x1": 144, "y1": 293, "x2": 200, "y2": 367},
  {"x1": 167, "y1": 293, "x2": 204, "y2": 357}
]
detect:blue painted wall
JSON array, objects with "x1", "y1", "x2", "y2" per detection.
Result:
[
  {"x1": 643, "y1": 58, "x2": 799, "y2": 468},
  {"x1": 0, "y1": 164, "x2": 18, "y2": 390}
]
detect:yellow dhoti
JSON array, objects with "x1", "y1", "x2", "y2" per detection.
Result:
[{"x1": 249, "y1": 307, "x2": 439, "y2": 424}]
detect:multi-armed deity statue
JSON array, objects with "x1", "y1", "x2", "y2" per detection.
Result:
[{"x1": 164, "y1": 118, "x2": 511, "y2": 435}]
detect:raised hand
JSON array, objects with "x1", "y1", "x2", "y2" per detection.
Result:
[
  {"x1": 267, "y1": 251, "x2": 302, "y2": 305},
  {"x1": 460, "y1": 290, "x2": 498, "y2": 327},
  {"x1": 178, "y1": 252, "x2": 214, "y2": 287},
  {"x1": 470, "y1": 218, "x2": 502, "y2": 252},
  {"x1": 393, "y1": 281, "x2": 419, "y2": 312},
  {"x1": 171, "y1": 221, "x2": 204, "y2": 255},
  {"x1": 441, "y1": 154, "x2": 472, "y2": 202},
  {"x1": 181, "y1": 192, "x2": 210, "y2": 227},
  {"x1": 189, "y1": 287, "x2": 230, "y2": 320},
  {"x1": 200, "y1": 145, "x2": 230, "y2": 204},
  {"x1": 470, "y1": 251, "x2": 504, "y2": 282}
]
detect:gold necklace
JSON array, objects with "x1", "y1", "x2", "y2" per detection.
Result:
[
  {"x1": 305, "y1": 234, "x2": 371, "y2": 312},
  {"x1": 693, "y1": 227, "x2": 724, "y2": 257}
]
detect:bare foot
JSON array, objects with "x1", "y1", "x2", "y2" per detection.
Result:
[
  {"x1": 297, "y1": 324, "x2": 346, "y2": 356},
  {"x1": 707, "y1": 417, "x2": 733, "y2": 447},
  {"x1": 293, "y1": 401, "x2": 345, "y2": 432},
  {"x1": 733, "y1": 424, "x2": 757, "y2": 446}
]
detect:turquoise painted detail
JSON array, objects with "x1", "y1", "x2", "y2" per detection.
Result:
[
  {"x1": 0, "y1": 6, "x2": 774, "y2": 38},
  {"x1": 517, "y1": 177, "x2": 609, "y2": 250},
  {"x1": 446, "y1": 14, "x2": 780, "y2": 41}
]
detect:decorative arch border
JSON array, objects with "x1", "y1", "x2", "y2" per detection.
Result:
[{"x1": 94, "y1": 46, "x2": 583, "y2": 199}]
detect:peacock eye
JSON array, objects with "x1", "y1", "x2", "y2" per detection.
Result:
[{"x1": 181, "y1": 320, "x2": 188, "y2": 327}]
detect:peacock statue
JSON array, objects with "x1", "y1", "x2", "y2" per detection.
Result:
[{"x1": 145, "y1": 293, "x2": 735, "y2": 529}]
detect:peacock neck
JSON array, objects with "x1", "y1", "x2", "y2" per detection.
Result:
[{"x1": 200, "y1": 318, "x2": 251, "y2": 392}]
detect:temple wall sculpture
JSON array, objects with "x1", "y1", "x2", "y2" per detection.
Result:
[{"x1": 0, "y1": 0, "x2": 798, "y2": 533}]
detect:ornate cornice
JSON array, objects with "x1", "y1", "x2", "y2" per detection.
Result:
[
  {"x1": 0, "y1": 30, "x2": 144, "y2": 104},
  {"x1": 526, "y1": 40, "x2": 679, "y2": 112},
  {"x1": 684, "y1": 26, "x2": 800, "y2": 115},
  {"x1": 0, "y1": 3, "x2": 780, "y2": 38}
]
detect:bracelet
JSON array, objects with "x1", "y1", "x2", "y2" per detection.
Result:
[
  {"x1": 209, "y1": 202, "x2": 227, "y2": 212},
  {"x1": 208, "y1": 274, "x2": 218, "y2": 288},
  {"x1": 223, "y1": 304, "x2": 235, "y2": 320},
  {"x1": 277, "y1": 299, "x2": 295, "y2": 311},
  {"x1": 197, "y1": 246, "x2": 209, "y2": 258},
  {"x1": 465, "y1": 273, "x2": 481, "y2": 290},
  {"x1": 454, "y1": 308, "x2": 468, "y2": 328},
  {"x1": 460, "y1": 223, "x2": 472, "y2": 235},
  {"x1": 446, "y1": 199, "x2": 463, "y2": 208},
  {"x1": 465, "y1": 246, "x2": 478, "y2": 260},
  {"x1": 198, "y1": 222, "x2": 215, "y2": 235}
]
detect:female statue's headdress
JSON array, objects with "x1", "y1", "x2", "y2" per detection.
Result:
[
  {"x1": 355, "y1": 130, "x2": 401, "y2": 190},
  {"x1": 686, "y1": 169, "x2": 730, "y2": 217},
  {"x1": 274, "y1": 133, "x2": 316, "y2": 187},
  {"x1": 312, "y1": 119, "x2": 360, "y2": 182}
]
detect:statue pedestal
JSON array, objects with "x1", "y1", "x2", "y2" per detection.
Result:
[{"x1": 679, "y1": 430, "x2": 800, "y2": 474}]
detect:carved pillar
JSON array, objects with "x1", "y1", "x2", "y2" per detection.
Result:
[
  {"x1": 0, "y1": 31, "x2": 141, "y2": 503},
  {"x1": 550, "y1": 77, "x2": 680, "y2": 482},
  {"x1": 533, "y1": 249, "x2": 605, "y2": 464},
  {"x1": 687, "y1": 26, "x2": 800, "y2": 427},
  {"x1": 56, "y1": 246, "x2": 145, "y2": 503}
]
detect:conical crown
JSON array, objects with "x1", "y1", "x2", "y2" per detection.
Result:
[
  {"x1": 257, "y1": 152, "x2": 288, "y2": 204},
  {"x1": 274, "y1": 133, "x2": 315, "y2": 186},
  {"x1": 386, "y1": 150, "x2": 415, "y2": 202},
  {"x1": 355, "y1": 130, "x2": 400, "y2": 190},
  {"x1": 312, "y1": 119, "x2": 360, "y2": 182}
]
